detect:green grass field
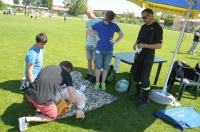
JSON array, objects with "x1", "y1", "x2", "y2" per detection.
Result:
[{"x1": 0, "y1": 15, "x2": 200, "y2": 132}]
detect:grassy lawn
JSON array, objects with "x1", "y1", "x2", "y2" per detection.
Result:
[{"x1": 0, "y1": 15, "x2": 200, "y2": 132}]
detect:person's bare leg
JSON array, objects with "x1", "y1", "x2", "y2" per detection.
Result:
[
  {"x1": 94, "y1": 69, "x2": 101, "y2": 90},
  {"x1": 96, "y1": 69, "x2": 101, "y2": 83},
  {"x1": 26, "y1": 114, "x2": 54, "y2": 122},
  {"x1": 88, "y1": 60, "x2": 93, "y2": 75},
  {"x1": 101, "y1": 70, "x2": 108, "y2": 90},
  {"x1": 92, "y1": 61, "x2": 96, "y2": 76}
]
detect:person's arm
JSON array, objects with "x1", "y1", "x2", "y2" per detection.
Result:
[
  {"x1": 115, "y1": 31, "x2": 124, "y2": 43},
  {"x1": 26, "y1": 51, "x2": 36, "y2": 83},
  {"x1": 133, "y1": 26, "x2": 143, "y2": 50},
  {"x1": 86, "y1": 28, "x2": 97, "y2": 37},
  {"x1": 63, "y1": 73, "x2": 75, "y2": 103},
  {"x1": 87, "y1": 22, "x2": 99, "y2": 37},
  {"x1": 110, "y1": 24, "x2": 124, "y2": 44},
  {"x1": 27, "y1": 64, "x2": 34, "y2": 83},
  {"x1": 137, "y1": 43, "x2": 162, "y2": 49},
  {"x1": 67, "y1": 86, "x2": 76, "y2": 104},
  {"x1": 110, "y1": 31, "x2": 124, "y2": 44},
  {"x1": 133, "y1": 40, "x2": 139, "y2": 50}
]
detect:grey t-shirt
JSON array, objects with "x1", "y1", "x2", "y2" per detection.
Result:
[{"x1": 26, "y1": 65, "x2": 73, "y2": 105}]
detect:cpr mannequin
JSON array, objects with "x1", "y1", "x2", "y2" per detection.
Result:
[{"x1": 55, "y1": 86, "x2": 86, "y2": 119}]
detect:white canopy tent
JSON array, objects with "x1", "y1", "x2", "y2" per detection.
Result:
[{"x1": 88, "y1": 0, "x2": 143, "y2": 17}]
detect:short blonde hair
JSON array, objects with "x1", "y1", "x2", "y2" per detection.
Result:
[{"x1": 86, "y1": 7, "x2": 94, "y2": 14}]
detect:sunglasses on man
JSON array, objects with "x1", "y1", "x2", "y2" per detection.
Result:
[
  {"x1": 104, "y1": 18, "x2": 111, "y2": 24},
  {"x1": 42, "y1": 40, "x2": 47, "y2": 44},
  {"x1": 142, "y1": 13, "x2": 151, "y2": 19}
]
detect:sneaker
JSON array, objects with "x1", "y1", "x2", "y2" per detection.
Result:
[
  {"x1": 18, "y1": 117, "x2": 28, "y2": 132},
  {"x1": 101, "y1": 83, "x2": 106, "y2": 91},
  {"x1": 94, "y1": 82, "x2": 100, "y2": 90},
  {"x1": 84, "y1": 74, "x2": 92, "y2": 80},
  {"x1": 88, "y1": 76, "x2": 96, "y2": 83}
]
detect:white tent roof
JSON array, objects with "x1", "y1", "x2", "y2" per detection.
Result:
[{"x1": 88, "y1": 0, "x2": 143, "y2": 17}]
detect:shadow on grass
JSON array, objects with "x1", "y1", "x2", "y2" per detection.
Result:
[
  {"x1": 186, "y1": 57, "x2": 200, "y2": 61},
  {"x1": 1, "y1": 69, "x2": 167, "y2": 132},
  {"x1": 0, "y1": 80, "x2": 21, "y2": 94},
  {"x1": 1, "y1": 96, "x2": 35, "y2": 131},
  {"x1": 170, "y1": 51, "x2": 189, "y2": 55},
  {"x1": 169, "y1": 83, "x2": 199, "y2": 100}
]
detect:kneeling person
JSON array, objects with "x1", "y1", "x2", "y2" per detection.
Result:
[{"x1": 18, "y1": 61, "x2": 78, "y2": 131}]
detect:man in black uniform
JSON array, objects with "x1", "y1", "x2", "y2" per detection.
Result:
[{"x1": 132, "y1": 8, "x2": 163, "y2": 107}]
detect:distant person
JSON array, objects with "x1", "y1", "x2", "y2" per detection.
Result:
[
  {"x1": 64, "y1": 12, "x2": 67, "y2": 21},
  {"x1": 13, "y1": 9, "x2": 16, "y2": 15},
  {"x1": 189, "y1": 28, "x2": 200, "y2": 55},
  {"x1": 19, "y1": 33, "x2": 47, "y2": 90},
  {"x1": 35, "y1": 10, "x2": 38, "y2": 19},
  {"x1": 48, "y1": 12, "x2": 52, "y2": 19},
  {"x1": 18, "y1": 61, "x2": 84, "y2": 131},
  {"x1": 84, "y1": 7, "x2": 101, "y2": 83},
  {"x1": 30, "y1": 10, "x2": 35, "y2": 19},
  {"x1": 131, "y1": 8, "x2": 163, "y2": 107},
  {"x1": 87, "y1": 11, "x2": 124, "y2": 90}
]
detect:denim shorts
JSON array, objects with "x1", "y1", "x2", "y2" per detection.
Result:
[{"x1": 95, "y1": 50, "x2": 113, "y2": 70}]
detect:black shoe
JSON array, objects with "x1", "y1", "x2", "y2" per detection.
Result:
[
  {"x1": 129, "y1": 84, "x2": 141, "y2": 102},
  {"x1": 135, "y1": 98, "x2": 149, "y2": 108},
  {"x1": 88, "y1": 76, "x2": 96, "y2": 83},
  {"x1": 134, "y1": 84, "x2": 142, "y2": 98},
  {"x1": 135, "y1": 90, "x2": 150, "y2": 108},
  {"x1": 84, "y1": 74, "x2": 92, "y2": 80}
]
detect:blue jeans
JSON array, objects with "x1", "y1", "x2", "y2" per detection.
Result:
[{"x1": 95, "y1": 50, "x2": 113, "y2": 70}]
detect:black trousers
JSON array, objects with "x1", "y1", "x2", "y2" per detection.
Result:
[{"x1": 133, "y1": 54, "x2": 154, "y2": 88}]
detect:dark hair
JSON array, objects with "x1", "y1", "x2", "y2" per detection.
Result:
[
  {"x1": 142, "y1": 8, "x2": 154, "y2": 15},
  {"x1": 59, "y1": 61, "x2": 73, "y2": 72},
  {"x1": 105, "y1": 11, "x2": 115, "y2": 21},
  {"x1": 35, "y1": 33, "x2": 48, "y2": 43}
]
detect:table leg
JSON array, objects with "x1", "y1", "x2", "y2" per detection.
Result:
[{"x1": 154, "y1": 63, "x2": 162, "y2": 85}]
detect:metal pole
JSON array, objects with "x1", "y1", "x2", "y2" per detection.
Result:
[{"x1": 162, "y1": 9, "x2": 192, "y2": 95}]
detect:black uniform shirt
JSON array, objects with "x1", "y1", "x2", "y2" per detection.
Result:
[{"x1": 137, "y1": 22, "x2": 163, "y2": 60}]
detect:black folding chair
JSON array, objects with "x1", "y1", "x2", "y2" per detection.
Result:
[
  {"x1": 167, "y1": 61, "x2": 200, "y2": 100},
  {"x1": 177, "y1": 71, "x2": 200, "y2": 100}
]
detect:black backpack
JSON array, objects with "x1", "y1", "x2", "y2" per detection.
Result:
[{"x1": 100, "y1": 65, "x2": 116, "y2": 83}]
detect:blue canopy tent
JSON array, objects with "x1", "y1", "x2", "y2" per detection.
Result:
[{"x1": 129, "y1": 0, "x2": 200, "y2": 105}]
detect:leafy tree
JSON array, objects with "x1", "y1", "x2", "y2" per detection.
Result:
[
  {"x1": 42, "y1": 0, "x2": 53, "y2": 9},
  {"x1": 13, "y1": 0, "x2": 19, "y2": 4},
  {"x1": 63, "y1": 0, "x2": 87, "y2": 16},
  {"x1": 22, "y1": 0, "x2": 33, "y2": 6},
  {"x1": 164, "y1": 15, "x2": 175, "y2": 27},
  {"x1": 0, "y1": 0, "x2": 4, "y2": 9}
]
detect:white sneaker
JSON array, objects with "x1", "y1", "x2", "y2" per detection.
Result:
[{"x1": 18, "y1": 117, "x2": 28, "y2": 131}]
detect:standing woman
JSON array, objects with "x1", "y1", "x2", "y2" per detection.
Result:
[{"x1": 87, "y1": 11, "x2": 124, "y2": 90}]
